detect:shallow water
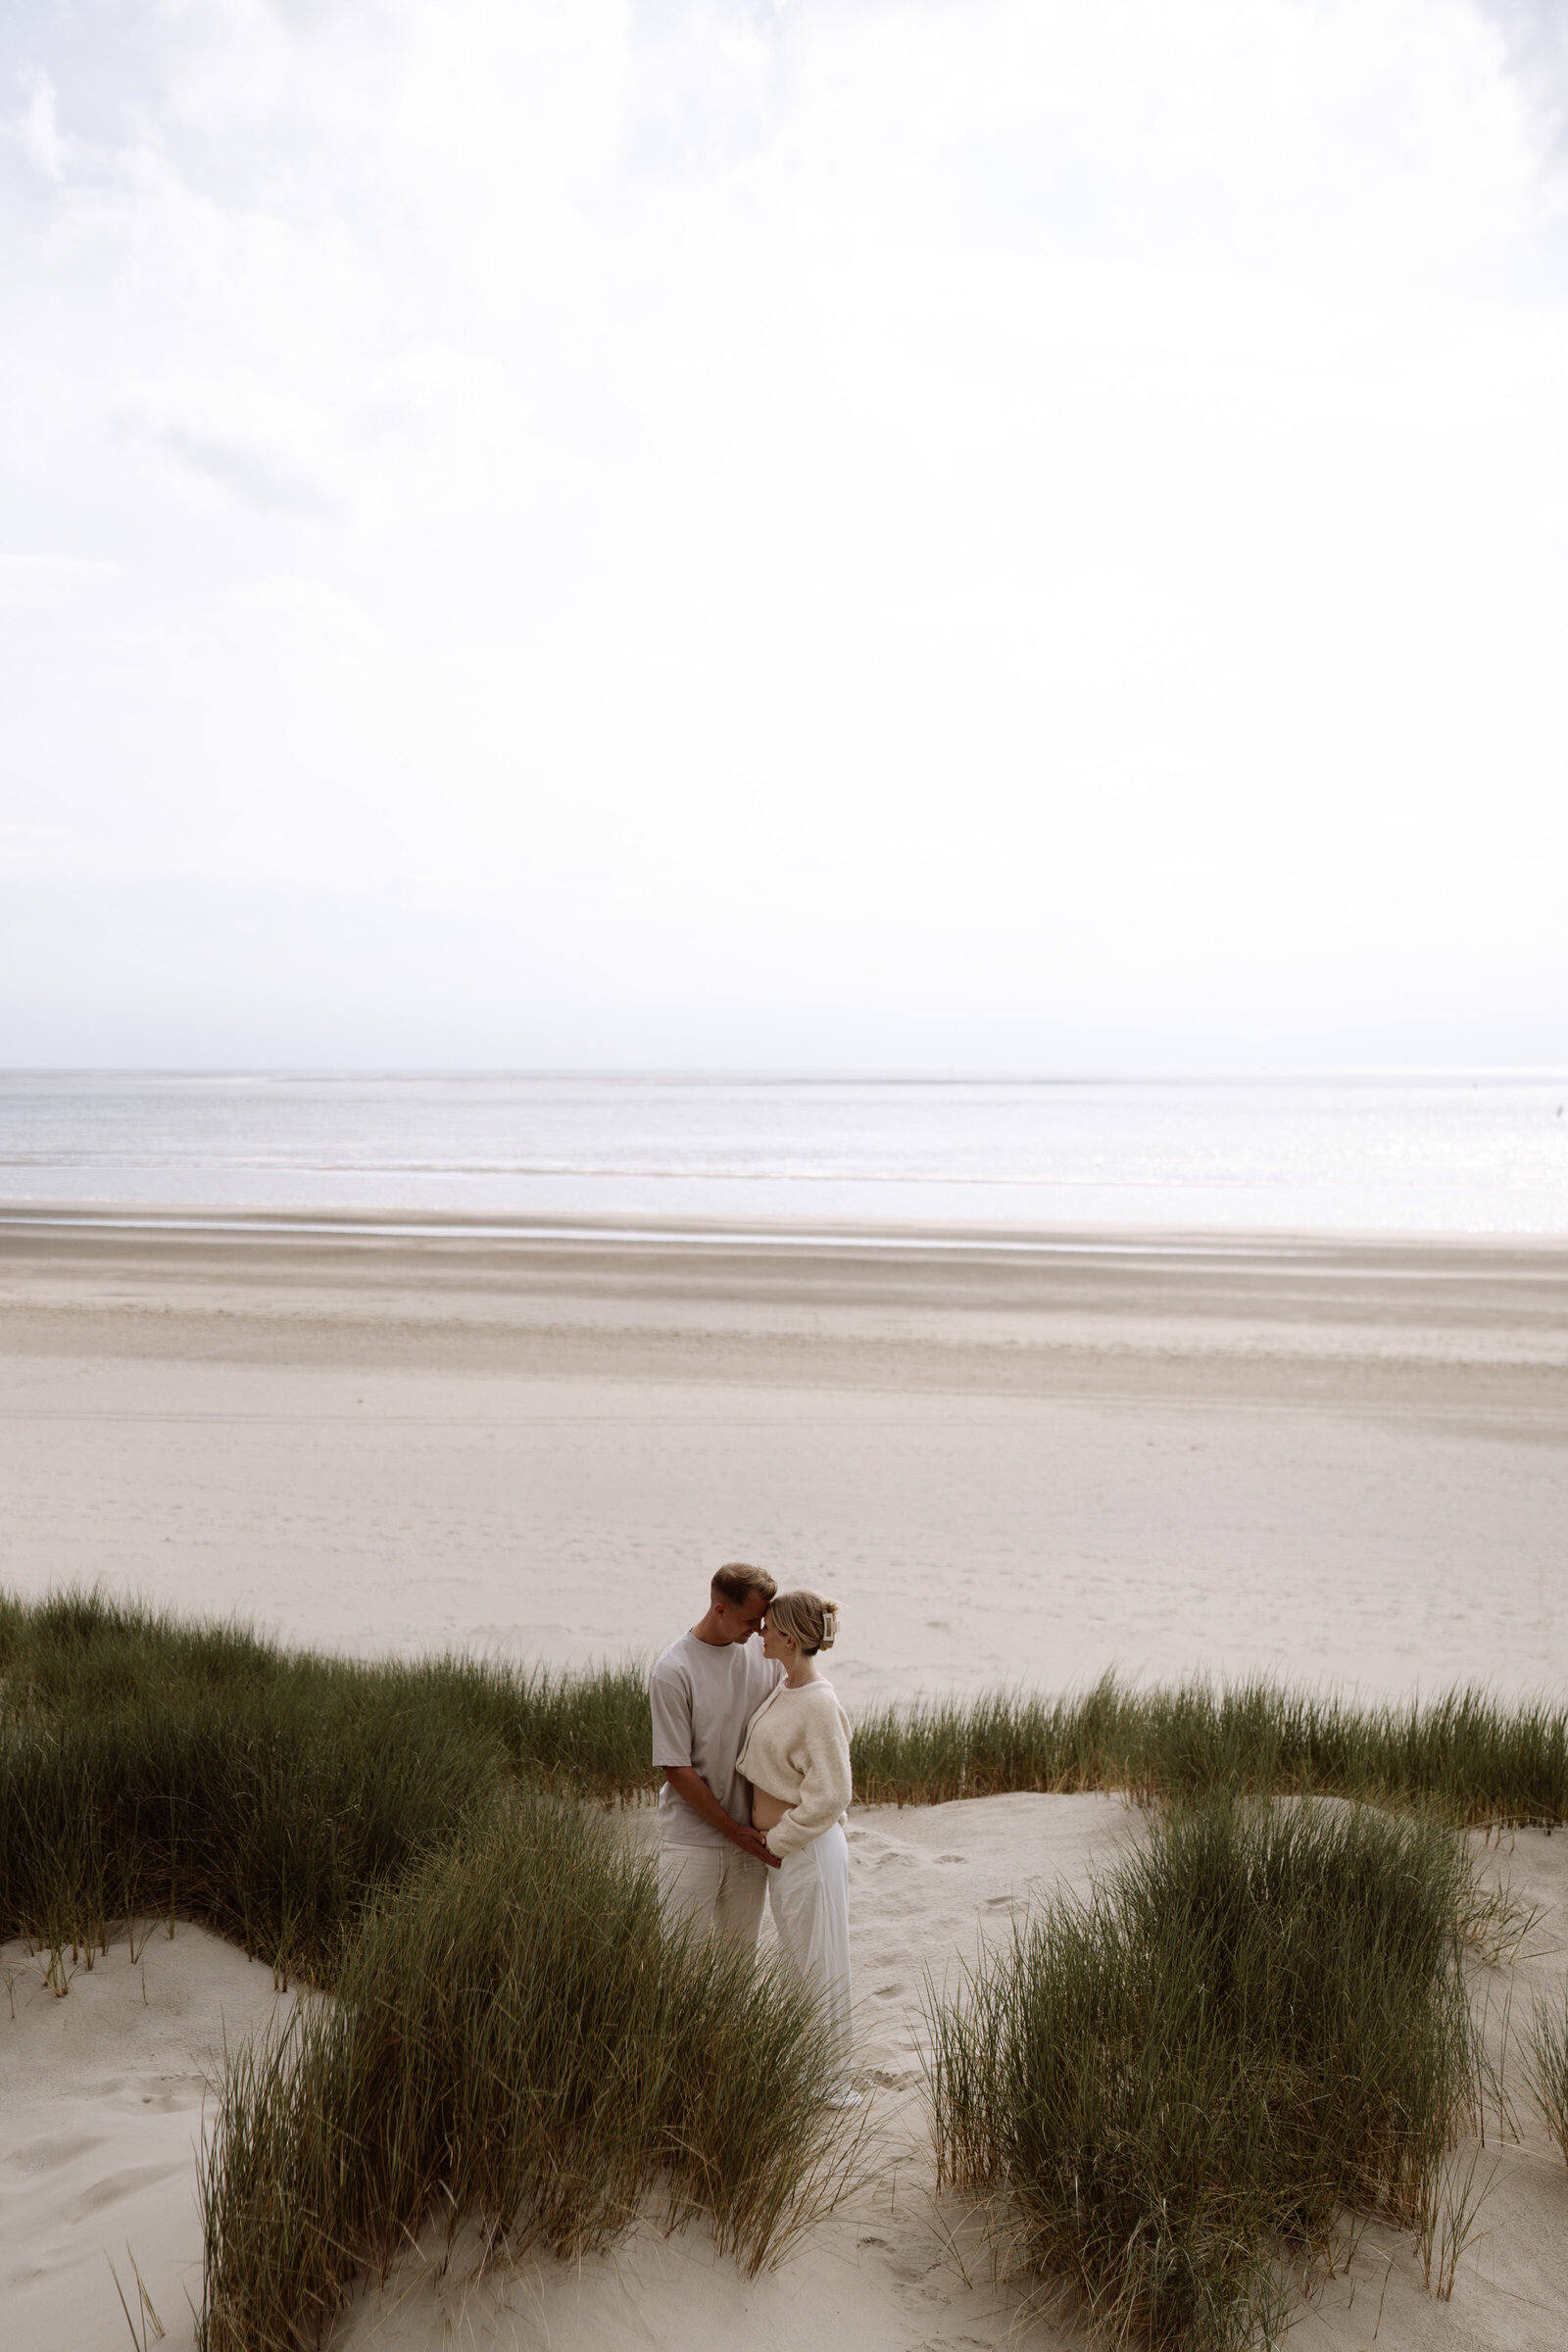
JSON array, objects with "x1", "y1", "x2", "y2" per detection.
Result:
[{"x1": 1, "y1": 1068, "x2": 1566, "y2": 1231}]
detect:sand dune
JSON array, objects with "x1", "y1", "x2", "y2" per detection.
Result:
[
  {"x1": 5, "y1": 1795, "x2": 1568, "y2": 2351},
  {"x1": 0, "y1": 1918, "x2": 301, "y2": 2343}
]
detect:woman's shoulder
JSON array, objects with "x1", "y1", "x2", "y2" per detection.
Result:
[{"x1": 798, "y1": 1678, "x2": 852, "y2": 1729}]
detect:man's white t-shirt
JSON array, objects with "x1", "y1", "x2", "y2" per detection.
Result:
[{"x1": 650, "y1": 1632, "x2": 782, "y2": 1848}]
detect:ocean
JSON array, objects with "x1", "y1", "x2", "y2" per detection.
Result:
[{"x1": 0, "y1": 1070, "x2": 1564, "y2": 1235}]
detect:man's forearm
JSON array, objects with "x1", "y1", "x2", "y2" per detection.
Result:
[
  {"x1": 662, "y1": 1767, "x2": 776, "y2": 1862},
  {"x1": 662, "y1": 1765, "x2": 741, "y2": 1838}
]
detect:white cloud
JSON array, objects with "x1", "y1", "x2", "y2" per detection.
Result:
[
  {"x1": 135, "y1": 415, "x2": 343, "y2": 515},
  {"x1": 0, "y1": 0, "x2": 1564, "y2": 1065},
  {"x1": 0, "y1": 552, "x2": 117, "y2": 611},
  {"x1": 11, "y1": 66, "x2": 65, "y2": 178}
]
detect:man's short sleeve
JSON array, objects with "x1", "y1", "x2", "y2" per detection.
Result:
[{"x1": 650, "y1": 1654, "x2": 694, "y2": 1770}]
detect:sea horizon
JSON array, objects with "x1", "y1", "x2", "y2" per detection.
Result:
[{"x1": 2, "y1": 1067, "x2": 1565, "y2": 1236}]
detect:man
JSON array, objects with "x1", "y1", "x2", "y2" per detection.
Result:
[{"x1": 650, "y1": 1560, "x2": 783, "y2": 1949}]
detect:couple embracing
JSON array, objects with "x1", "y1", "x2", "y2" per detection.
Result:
[{"x1": 650, "y1": 1561, "x2": 857, "y2": 2099}]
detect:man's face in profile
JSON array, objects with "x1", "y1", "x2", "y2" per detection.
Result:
[{"x1": 714, "y1": 1591, "x2": 768, "y2": 1643}]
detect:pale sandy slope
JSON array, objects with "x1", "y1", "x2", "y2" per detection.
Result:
[
  {"x1": 0, "y1": 1920, "x2": 301, "y2": 2342},
  {"x1": 5, "y1": 1794, "x2": 1568, "y2": 2352}
]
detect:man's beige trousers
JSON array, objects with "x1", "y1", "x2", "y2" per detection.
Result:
[{"x1": 657, "y1": 1840, "x2": 767, "y2": 1952}]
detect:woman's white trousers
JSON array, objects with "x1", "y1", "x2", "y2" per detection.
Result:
[{"x1": 767, "y1": 1823, "x2": 854, "y2": 2083}]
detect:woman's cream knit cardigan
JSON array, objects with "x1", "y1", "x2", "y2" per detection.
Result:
[{"x1": 737, "y1": 1679, "x2": 854, "y2": 1858}]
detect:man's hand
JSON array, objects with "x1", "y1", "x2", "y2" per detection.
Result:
[{"x1": 662, "y1": 1766, "x2": 781, "y2": 1865}]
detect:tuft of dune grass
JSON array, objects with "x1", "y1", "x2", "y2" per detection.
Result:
[
  {"x1": 0, "y1": 1587, "x2": 656, "y2": 1977},
  {"x1": 853, "y1": 1671, "x2": 1568, "y2": 1826},
  {"x1": 923, "y1": 1798, "x2": 1485, "y2": 2352},
  {"x1": 200, "y1": 1799, "x2": 854, "y2": 2351},
  {"x1": 1523, "y1": 1978, "x2": 1568, "y2": 2171}
]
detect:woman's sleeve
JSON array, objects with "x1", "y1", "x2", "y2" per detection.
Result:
[{"x1": 764, "y1": 1700, "x2": 853, "y2": 1856}]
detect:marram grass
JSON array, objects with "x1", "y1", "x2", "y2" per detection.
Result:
[
  {"x1": 853, "y1": 1672, "x2": 1568, "y2": 1825},
  {"x1": 2, "y1": 1590, "x2": 1560, "y2": 2351},
  {"x1": 0, "y1": 1586, "x2": 656, "y2": 1977},
  {"x1": 200, "y1": 1800, "x2": 854, "y2": 2350},
  {"x1": 1523, "y1": 1978, "x2": 1568, "y2": 2171},
  {"x1": 0, "y1": 1592, "x2": 854, "y2": 2350},
  {"x1": 4, "y1": 1594, "x2": 1564, "y2": 1965},
  {"x1": 923, "y1": 1798, "x2": 1486, "y2": 2352}
]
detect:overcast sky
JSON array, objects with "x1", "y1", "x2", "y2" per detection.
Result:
[{"x1": 2, "y1": 0, "x2": 1566, "y2": 1070}]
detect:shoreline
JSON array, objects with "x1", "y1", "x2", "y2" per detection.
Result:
[{"x1": 5, "y1": 1198, "x2": 1568, "y2": 1252}]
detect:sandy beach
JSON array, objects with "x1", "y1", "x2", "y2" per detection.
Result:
[
  {"x1": 3, "y1": 1210, "x2": 1567, "y2": 2350},
  {"x1": 2, "y1": 1209, "x2": 1565, "y2": 1697}
]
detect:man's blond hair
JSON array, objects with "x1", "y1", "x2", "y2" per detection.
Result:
[{"x1": 710, "y1": 1560, "x2": 777, "y2": 1606}]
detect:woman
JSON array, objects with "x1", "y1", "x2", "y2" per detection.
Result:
[{"x1": 737, "y1": 1589, "x2": 857, "y2": 2098}]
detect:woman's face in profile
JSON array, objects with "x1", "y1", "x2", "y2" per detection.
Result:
[{"x1": 760, "y1": 1615, "x2": 792, "y2": 1664}]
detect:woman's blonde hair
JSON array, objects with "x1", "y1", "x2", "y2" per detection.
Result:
[{"x1": 767, "y1": 1589, "x2": 839, "y2": 1656}]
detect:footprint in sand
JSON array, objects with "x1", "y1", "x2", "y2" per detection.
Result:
[
  {"x1": 4, "y1": 2131, "x2": 109, "y2": 2175},
  {"x1": 65, "y1": 2158, "x2": 187, "y2": 2220},
  {"x1": 866, "y1": 1847, "x2": 919, "y2": 1868}
]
